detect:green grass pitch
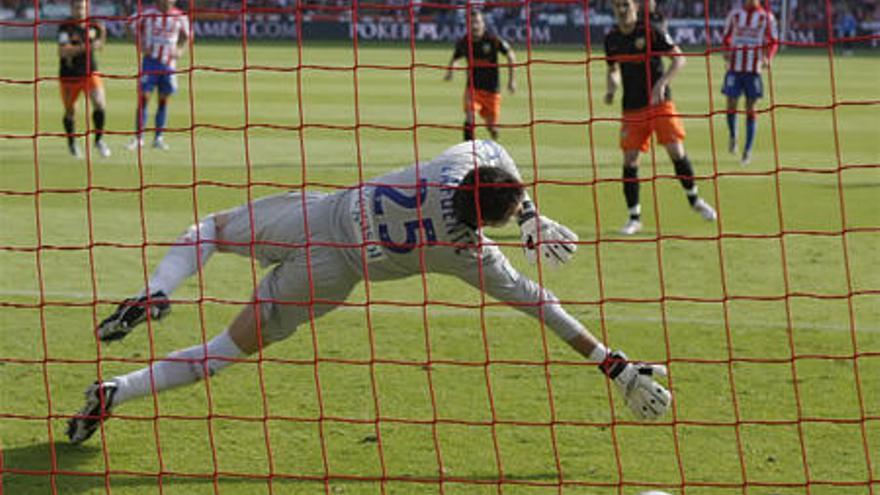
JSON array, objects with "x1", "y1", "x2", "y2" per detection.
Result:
[{"x1": 1, "y1": 39, "x2": 879, "y2": 495}]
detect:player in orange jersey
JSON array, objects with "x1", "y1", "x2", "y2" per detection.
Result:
[
  {"x1": 445, "y1": 10, "x2": 516, "y2": 141},
  {"x1": 604, "y1": 0, "x2": 717, "y2": 235},
  {"x1": 58, "y1": 0, "x2": 110, "y2": 158}
]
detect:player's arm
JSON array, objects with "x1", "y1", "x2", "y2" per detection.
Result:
[
  {"x1": 648, "y1": 23, "x2": 685, "y2": 105},
  {"x1": 124, "y1": 13, "x2": 138, "y2": 39},
  {"x1": 454, "y1": 251, "x2": 671, "y2": 420},
  {"x1": 445, "y1": 39, "x2": 465, "y2": 81},
  {"x1": 722, "y1": 11, "x2": 735, "y2": 62},
  {"x1": 764, "y1": 13, "x2": 780, "y2": 67},
  {"x1": 444, "y1": 56, "x2": 459, "y2": 81},
  {"x1": 444, "y1": 55, "x2": 462, "y2": 81},
  {"x1": 58, "y1": 28, "x2": 83, "y2": 60},
  {"x1": 603, "y1": 35, "x2": 620, "y2": 105},
  {"x1": 653, "y1": 45, "x2": 685, "y2": 99},
  {"x1": 604, "y1": 61, "x2": 621, "y2": 105},
  {"x1": 93, "y1": 21, "x2": 107, "y2": 51},
  {"x1": 125, "y1": 14, "x2": 146, "y2": 62},
  {"x1": 176, "y1": 17, "x2": 191, "y2": 60},
  {"x1": 455, "y1": 247, "x2": 591, "y2": 345},
  {"x1": 505, "y1": 50, "x2": 516, "y2": 93},
  {"x1": 501, "y1": 39, "x2": 516, "y2": 93}
]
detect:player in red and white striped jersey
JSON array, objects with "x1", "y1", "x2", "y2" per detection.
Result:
[
  {"x1": 126, "y1": 0, "x2": 191, "y2": 151},
  {"x1": 721, "y1": 0, "x2": 778, "y2": 165}
]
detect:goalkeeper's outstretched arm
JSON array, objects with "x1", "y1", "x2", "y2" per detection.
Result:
[{"x1": 454, "y1": 251, "x2": 672, "y2": 420}]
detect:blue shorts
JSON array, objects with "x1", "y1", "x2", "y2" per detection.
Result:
[
  {"x1": 722, "y1": 71, "x2": 763, "y2": 99},
  {"x1": 139, "y1": 57, "x2": 177, "y2": 96}
]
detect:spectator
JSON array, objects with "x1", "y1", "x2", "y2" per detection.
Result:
[{"x1": 837, "y1": 5, "x2": 859, "y2": 55}]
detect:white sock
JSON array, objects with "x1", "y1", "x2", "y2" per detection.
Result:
[
  {"x1": 589, "y1": 343, "x2": 609, "y2": 363},
  {"x1": 112, "y1": 329, "x2": 243, "y2": 405},
  {"x1": 628, "y1": 205, "x2": 641, "y2": 218},
  {"x1": 141, "y1": 217, "x2": 216, "y2": 297}
]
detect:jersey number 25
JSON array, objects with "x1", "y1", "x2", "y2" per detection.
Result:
[{"x1": 373, "y1": 181, "x2": 437, "y2": 254}]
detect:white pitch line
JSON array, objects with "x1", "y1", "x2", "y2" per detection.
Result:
[
  {"x1": 99, "y1": 160, "x2": 878, "y2": 185},
  {"x1": 1, "y1": 288, "x2": 876, "y2": 334}
]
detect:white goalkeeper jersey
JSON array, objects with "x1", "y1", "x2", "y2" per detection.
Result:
[{"x1": 331, "y1": 141, "x2": 586, "y2": 342}]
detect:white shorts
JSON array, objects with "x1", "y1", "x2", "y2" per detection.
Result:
[{"x1": 216, "y1": 192, "x2": 361, "y2": 343}]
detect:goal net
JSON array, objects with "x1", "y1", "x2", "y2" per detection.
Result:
[{"x1": 1, "y1": 1, "x2": 878, "y2": 494}]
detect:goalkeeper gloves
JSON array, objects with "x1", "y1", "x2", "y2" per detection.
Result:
[
  {"x1": 518, "y1": 209, "x2": 578, "y2": 268},
  {"x1": 599, "y1": 350, "x2": 672, "y2": 420}
]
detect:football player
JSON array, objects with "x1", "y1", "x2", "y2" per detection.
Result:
[
  {"x1": 604, "y1": 0, "x2": 717, "y2": 235},
  {"x1": 66, "y1": 141, "x2": 671, "y2": 444},
  {"x1": 58, "y1": 0, "x2": 110, "y2": 158},
  {"x1": 444, "y1": 10, "x2": 517, "y2": 141},
  {"x1": 722, "y1": 0, "x2": 778, "y2": 165},
  {"x1": 126, "y1": 0, "x2": 191, "y2": 151}
]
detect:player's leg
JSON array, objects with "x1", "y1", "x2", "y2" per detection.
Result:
[
  {"x1": 739, "y1": 73, "x2": 764, "y2": 165},
  {"x1": 655, "y1": 102, "x2": 716, "y2": 222},
  {"x1": 463, "y1": 89, "x2": 477, "y2": 141},
  {"x1": 95, "y1": 214, "x2": 217, "y2": 342},
  {"x1": 129, "y1": 92, "x2": 151, "y2": 150},
  {"x1": 60, "y1": 79, "x2": 83, "y2": 158},
  {"x1": 67, "y1": 302, "x2": 252, "y2": 444},
  {"x1": 97, "y1": 192, "x2": 322, "y2": 342},
  {"x1": 479, "y1": 91, "x2": 501, "y2": 140},
  {"x1": 152, "y1": 94, "x2": 171, "y2": 149},
  {"x1": 662, "y1": 141, "x2": 716, "y2": 222},
  {"x1": 151, "y1": 67, "x2": 174, "y2": 149},
  {"x1": 129, "y1": 63, "x2": 156, "y2": 149},
  {"x1": 71, "y1": 246, "x2": 359, "y2": 444},
  {"x1": 619, "y1": 110, "x2": 651, "y2": 235},
  {"x1": 726, "y1": 96, "x2": 739, "y2": 154},
  {"x1": 721, "y1": 71, "x2": 741, "y2": 155},
  {"x1": 88, "y1": 76, "x2": 111, "y2": 158},
  {"x1": 741, "y1": 98, "x2": 757, "y2": 165},
  {"x1": 620, "y1": 149, "x2": 642, "y2": 234},
  {"x1": 153, "y1": 71, "x2": 178, "y2": 149}
]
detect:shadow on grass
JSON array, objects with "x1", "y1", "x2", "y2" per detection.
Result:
[{"x1": 2, "y1": 442, "x2": 564, "y2": 494}]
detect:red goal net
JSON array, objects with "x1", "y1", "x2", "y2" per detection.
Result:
[{"x1": 1, "y1": 0, "x2": 878, "y2": 494}]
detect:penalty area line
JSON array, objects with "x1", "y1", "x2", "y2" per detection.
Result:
[{"x1": 0, "y1": 288, "x2": 876, "y2": 334}]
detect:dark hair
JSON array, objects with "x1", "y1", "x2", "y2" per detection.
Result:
[{"x1": 452, "y1": 167, "x2": 524, "y2": 228}]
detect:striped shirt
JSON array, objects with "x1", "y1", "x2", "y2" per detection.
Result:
[
  {"x1": 723, "y1": 5, "x2": 778, "y2": 73},
  {"x1": 130, "y1": 6, "x2": 191, "y2": 67}
]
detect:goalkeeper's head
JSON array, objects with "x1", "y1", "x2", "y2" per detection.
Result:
[{"x1": 453, "y1": 166, "x2": 524, "y2": 229}]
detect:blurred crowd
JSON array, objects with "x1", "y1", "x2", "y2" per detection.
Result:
[{"x1": 3, "y1": 0, "x2": 879, "y2": 30}]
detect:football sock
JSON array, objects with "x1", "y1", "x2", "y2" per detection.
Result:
[
  {"x1": 623, "y1": 166, "x2": 640, "y2": 219},
  {"x1": 112, "y1": 329, "x2": 244, "y2": 405},
  {"x1": 463, "y1": 121, "x2": 474, "y2": 141},
  {"x1": 155, "y1": 102, "x2": 168, "y2": 138},
  {"x1": 672, "y1": 156, "x2": 698, "y2": 206},
  {"x1": 136, "y1": 103, "x2": 148, "y2": 136},
  {"x1": 685, "y1": 187, "x2": 699, "y2": 206},
  {"x1": 628, "y1": 204, "x2": 641, "y2": 220},
  {"x1": 142, "y1": 217, "x2": 217, "y2": 297},
  {"x1": 92, "y1": 109, "x2": 105, "y2": 143},
  {"x1": 63, "y1": 116, "x2": 75, "y2": 146},
  {"x1": 726, "y1": 112, "x2": 737, "y2": 139},
  {"x1": 744, "y1": 113, "x2": 757, "y2": 153}
]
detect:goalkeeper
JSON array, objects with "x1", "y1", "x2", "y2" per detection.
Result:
[{"x1": 67, "y1": 140, "x2": 672, "y2": 444}]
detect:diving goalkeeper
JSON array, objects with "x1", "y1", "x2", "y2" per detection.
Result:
[{"x1": 67, "y1": 140, "x2": 672, "y2": 444}]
